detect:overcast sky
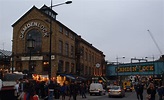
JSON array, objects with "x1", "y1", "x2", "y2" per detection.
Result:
[{"x1": 0, "y1": 0, "x2": 164, "y2": 63}]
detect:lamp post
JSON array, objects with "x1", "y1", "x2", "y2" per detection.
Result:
[
  {"x1": 27, "y1": 36, "x2": 35, "y2": 78},
  {"x1": 116, "y1": 56, "x2": 125, "y2": 85},
  {"x1": 48, "y1": 0, "x2": 72, "y2": 80},
  {"x1": 11, "y1": 52, "x2": 14, "y2": 73}
]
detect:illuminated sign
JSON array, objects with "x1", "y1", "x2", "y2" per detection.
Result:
[{"x1": 116, "y1": 65, "x2": 154, "y2": 73}]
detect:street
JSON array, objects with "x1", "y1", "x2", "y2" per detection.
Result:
[{"x1": 52, "y1": 89, "x2": 159, "y2": 100}]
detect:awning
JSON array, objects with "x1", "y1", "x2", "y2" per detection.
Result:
[
  {"x1": 100, "y1": 77, "x2": 106, "y2": 82},
  {"x1": 58, "y1": 74, "x2": 75, "y2": 80},
  {"x1": 100, "y1": 76, "x2": 107, "y2": 82},
  {"x1": 65, "y1": 75, "x2": 75, "y2": 80},
  {"x1": 58, "y1": 74, "x2": 87, "y2": 81},
  {"x1": 76, "y1": 76, "x2": 86, "y2": 81}
]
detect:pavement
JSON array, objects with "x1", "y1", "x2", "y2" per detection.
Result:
[
  {"x1": 40, "y1": 93, "x2": 104, "y2": 100},
  {"x1": 40, "y1": 89, "x2": 160, "y2": 100}
]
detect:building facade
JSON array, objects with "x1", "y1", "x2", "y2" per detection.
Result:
[
  {"x1": 12, "y1": 5, "x2": 105, "y2": 81},
  {"x1": 0, "y1": 49, "x2": 12, "y2": 72}
]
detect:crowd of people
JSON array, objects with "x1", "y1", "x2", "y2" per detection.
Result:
[
  {"x1": 13, "y1": 78, "x2": 88, "y2": 100},
  {"x1": 134, "y1": 81, "x2": 164, "y2": 100}
]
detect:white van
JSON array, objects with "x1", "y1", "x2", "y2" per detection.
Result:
[{"x1": 89, "y1": 83, "x2": 106, "y2": 96}]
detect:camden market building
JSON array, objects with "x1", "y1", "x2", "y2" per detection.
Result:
[{"x1": 11, "y1": 5, "x2": 106, "y2": 85}]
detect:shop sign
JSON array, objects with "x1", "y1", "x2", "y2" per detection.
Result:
[
  {"x1": 21, "y1": 56, "x2": 43, "y2": 61},
  {"x1": 20, "y1": 21, "x2": 48, "y2": 38},
  {"x1": 116, "y1": 64, "x2": 154, "y2": 73},
  {"x1": 92, "y1": 77, "x2": 99, "y2": 80}
]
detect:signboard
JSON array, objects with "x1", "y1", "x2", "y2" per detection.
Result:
[
  {"x1": 21, "y1": 56, "x2": 43, "y2": 61},
  {"x1": 116, "y1": 64, "x2": 154, "y2": 73},
  {"x1": 21, "y1": 55, "x2": 55, "y2": 61}
]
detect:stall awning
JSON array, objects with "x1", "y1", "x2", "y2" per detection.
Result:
[
  {"x1": 58, "y1": 74, "x2": 86, "y2": 81},
  {"x1": 59, "y1": 74, "x2": 76, "y2": 80},
  {"x1": 76, "y1": 76, "x2": 86, "y2": 81},
  {"x1": 65, "y1": 74, "x2": 75, "y2": 80},
  {"x1": 100, "y1": 76, "x2": 106, "y2": 82}
]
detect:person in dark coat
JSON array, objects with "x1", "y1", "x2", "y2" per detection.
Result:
[
  {"x1": 134, "y1": 82, "x2": 144, "y2": 100},
  {"x1": 147, "y1": 83, "x2": 156, "y2": 100},
  {"x1": 48, "y1": 80, "x2": 55, "y2": 100},
  {"x1": 80, "y1": 83, "x2": 86, "y2": 98},
  {"x1": 60, "y1": 83, "x2": 67, "y2": 100},
  {"x1": 157, "y1": 85, "x2": 164, "y2": 100},
  {"x1": 69, "y1": 81, "x2": 79, "y2": 100}
]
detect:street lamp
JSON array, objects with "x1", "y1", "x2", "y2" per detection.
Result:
[
  {"x1": 48, "y1": 0, "x2": 72, "y2": 80},
  {"x1": 116, "y1": 56, "x2": 125, "y2": 85},
  {"x1": 27, "y1": 36, "x2": 35, "y2": 78}
]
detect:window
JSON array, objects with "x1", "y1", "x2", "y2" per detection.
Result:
[
  {"x1": 65, "y1": 30, "x2": 69, "y2": 36},
  {"x1": 43, "y1": 61, "x2": 49, "y2": 71},
  {"x1": 58, "y1": 60, "x2": 63, "y2": 73},
  {"x1": 26, "y1": 29, "x2": 42, "y2": 54},
  {"x1": 44, "y1": 10, "x2": 56, "y2": 19},
  {"x1": 85, "y1": 66, "x2": 88, "y2": 75},
  {"x1": 59, "y1": 40, "x2": 63, "y2": 54},
  {"x1": 89, "y1": 67, "x2": 91, "y2": 75},
  {"x1": 92, "y1": 54, "x2": 94, "y2": 62},
  {"x1": 89, "y1": 53, "x2": 91, "y2": 62},
  {"x1": 80, "y1": 47, "x2": 84, "y2": 58},
  {"x1": 65, "y1": 43, "x2": 69, "y2": 56},
  {"x1": 70, "y1": 33, "x2": 74, "y2": 39},
  {"x1": 59, "y1": 26, "x2": 63, "y2": 33},
  {"x1": 71, "y1": 63, "x2": 74, "y2": 73},
  {"x1": 85, "y1": 52, "x2": 88, "y2": 61},
  {"x1": 70, "y1": 45, "x2": 74, "y2": 57},
  {"x1": 65, "y1": 62, "x2": 69, "y2": 73}
]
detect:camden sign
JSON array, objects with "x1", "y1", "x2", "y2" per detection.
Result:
[
  {"x1": 19, "y1": 21, "x2": 48, "y2": 38},
  {"x1": 116, "y1": 64, "x2": 154, "y2": 73}
]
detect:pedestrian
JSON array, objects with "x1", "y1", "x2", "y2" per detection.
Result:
[
  {"x1": 43, "y1": 81, "x2": 49, "y2": 100},
  {"x1": 73, "y1": 81, "x2": 79, "y2": 100},
  {"x1": 80, "y1": 83, "x2": 86, "y2": 98},
  {"x1": 68, "y1": 81, "x2": 78, "y2": 100},
  {"x1": 68, "y1": 82, "x2": 73, "y2": 100},
  {"x1": 147, "y1": 82, "x2": 156, "y2": 100},
  {"x1": 157, "y1": 85, "x2": 164, "y2": 100},
  {"x1": 48, "y1": 80, "x2": 55, "y2": 100},
  {"x1": 14, "y1": 80, "x2": 20, "y2": 99},
  {"x1": 134, "y1": 82, "x2": 144, "y2": 100},
  {"x1": 54, "y1": 82, "x2": 60, "y2": 99},
  {"x1": 60, "y1": 83, "x2": 67, "y2": 100},
  {"x1": 18, "y1": 79, "x2": 26, "y2": 100}
]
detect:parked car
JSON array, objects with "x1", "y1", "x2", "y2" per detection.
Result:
[
  {"x1": 89, "y1": 83, "x2": 106, "y2": 96},
  {"x1": 124, "y1": 86, "x2": 133, "y2": 92},
  {"x1": 108, "y1": 85, "x2": 125, "y2": 97}
]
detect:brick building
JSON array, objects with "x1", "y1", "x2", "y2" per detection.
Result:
[{"x1": 12, "y1": 5, "x2": 105, "y2": 82}]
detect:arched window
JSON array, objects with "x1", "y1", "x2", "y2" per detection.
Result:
[{"x1": 26, "y1": 29, "x2": 42, "y2": 54}]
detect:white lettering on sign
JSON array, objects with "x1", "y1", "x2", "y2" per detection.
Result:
[
  {"x1": 21, "y1": 56, "x2": 43, "y2": 61},
  {"x1": 20, "y1": 21, "x2": 48, "y2": 38}
]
